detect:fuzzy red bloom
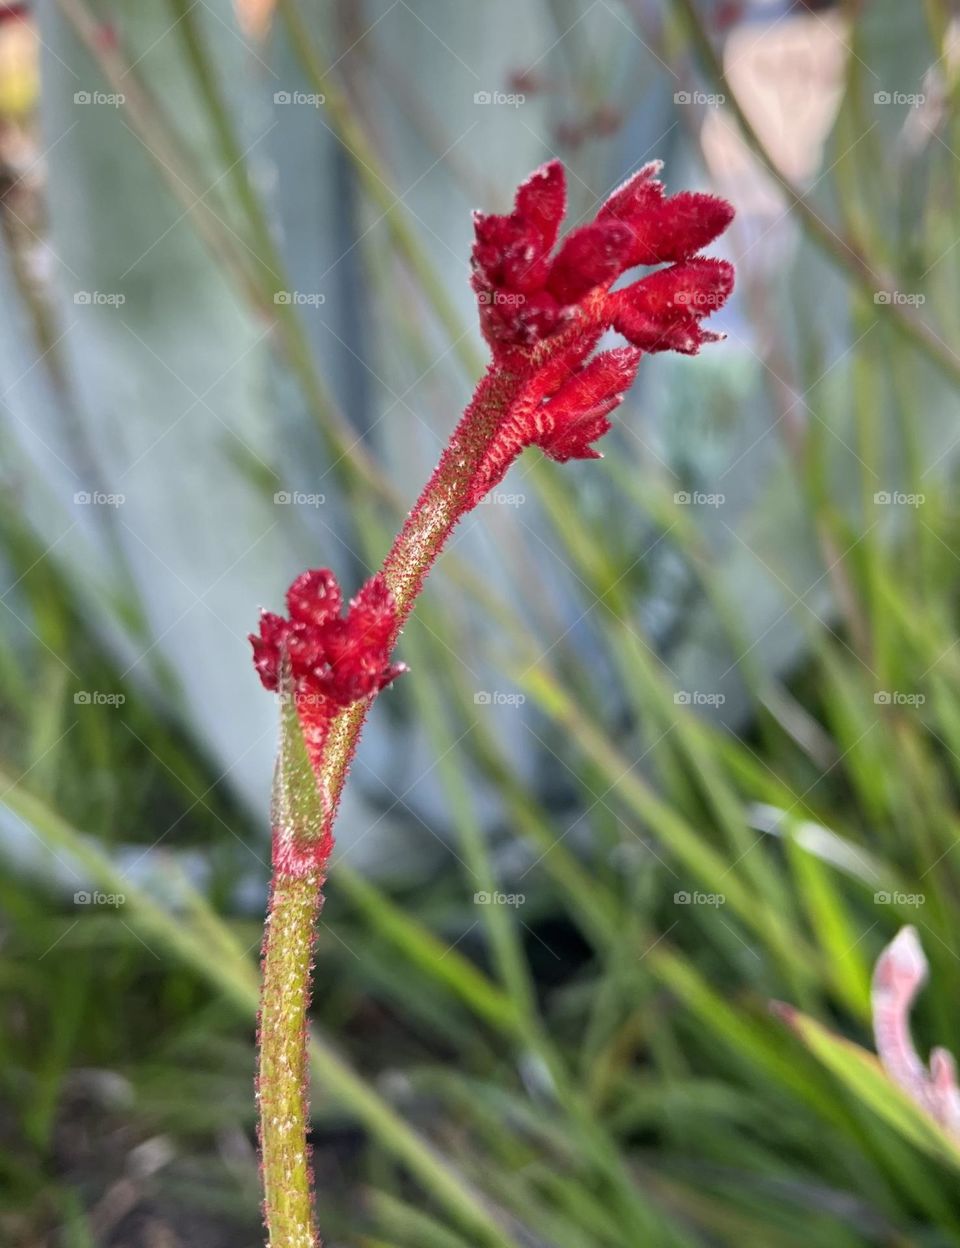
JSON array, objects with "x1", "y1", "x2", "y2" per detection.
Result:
[
  {"x1": 465, "y1": 159, "x2": 734, "y2": 487},
  {"x1": 471, "y1": 159, "x2": 734, "y2": 359},
  {"x1": 539, "y1": 346, "x2": 643, "y2": 461},
  {"x1": 250, "y1": 568, "x2": 405, "y2": 708}
]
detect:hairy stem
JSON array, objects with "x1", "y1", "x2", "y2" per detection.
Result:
[
  {"x1": 259, "y1": 874, "x2": 323, "y2": 1248},
  {"x1": 314, "y1": 364, "x2": 524, "y2": 829}
]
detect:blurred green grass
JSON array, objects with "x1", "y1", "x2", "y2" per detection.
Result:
[{"x1": 5, "y1": 1, "x2": 960, "y2": 1245}]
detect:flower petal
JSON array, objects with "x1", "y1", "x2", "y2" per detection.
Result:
[
  {"x1": 286, "y1": 568, "x2": 343, "y2": 625},
  {"x1": 613, "y1": 257, "x2": 734, "y2": 353},
  {"x1": 513, "y1": 159, "x2": 567, "y2": 254},
  {"x1": 546, "y1": 220, "x2": 633, "y2": 304}
]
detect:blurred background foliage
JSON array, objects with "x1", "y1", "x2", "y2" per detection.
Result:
[{"x1": 3, "y1": 0, "x2": 960, "y2": 1244}]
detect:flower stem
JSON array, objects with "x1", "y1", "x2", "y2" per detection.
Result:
[
  {"x1": 259, "y1": 873, "x2": 323, "y2": 1248},
  {"x1": 257, "y1": 364, "x2": 523, "y2": 1247}
]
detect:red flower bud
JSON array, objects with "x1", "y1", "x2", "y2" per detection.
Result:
[
  {"x1": 250, "y1": 570, "x2": 405, "y2": 713},
  {"x1": 538, "y1": 346, "x2": 643, "y2": 462},
  {"x1": 545, "y1": 220, "x2": 633, "y2": 304}
]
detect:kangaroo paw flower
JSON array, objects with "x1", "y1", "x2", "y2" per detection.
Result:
[
  {"x1": 252, "y1": 157, "x2": 734, "y2": 1248},
  {"x1": 467, "y1": 160, "x2": 734, "y2": 487},
  {"x1": 250, "y1": 568, "x2": 406, "y2": 779},
  {"x1": 471, "y1": 158, "x2": 734, "y2": 363},
  {"x1": 872, "y1": 925, "x2": 960, "y2": 1136}
]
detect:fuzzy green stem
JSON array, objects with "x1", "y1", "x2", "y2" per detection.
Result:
[{"x1": 259, "y1": 873, "x2": 323, "y2": 1248}]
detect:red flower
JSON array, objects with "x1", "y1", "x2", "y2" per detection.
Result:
[
  {"x1": 250, "y1": 568, "x2": 405, "y2": 708},
  {"x1": 464, "y1": 160, "x2": 734, "y2": 486},
  {"x1": 471, "y1": 159, "x2": 734, "y2": 357}
]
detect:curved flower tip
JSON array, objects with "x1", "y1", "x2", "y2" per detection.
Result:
[
  {"x1": 471, "y1": 158, "x2": 735, "y2": 356},
  {"x1": 871, "y1": 925, "x2": 960, "y2": 1135},
  {"x1": 250, "y1": 568, "x2": 406, "y2": 709}
]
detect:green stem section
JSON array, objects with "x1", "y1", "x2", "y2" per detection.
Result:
[{"x1": 259, "y1": 875, "x2": 323, "y2": 1248}]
